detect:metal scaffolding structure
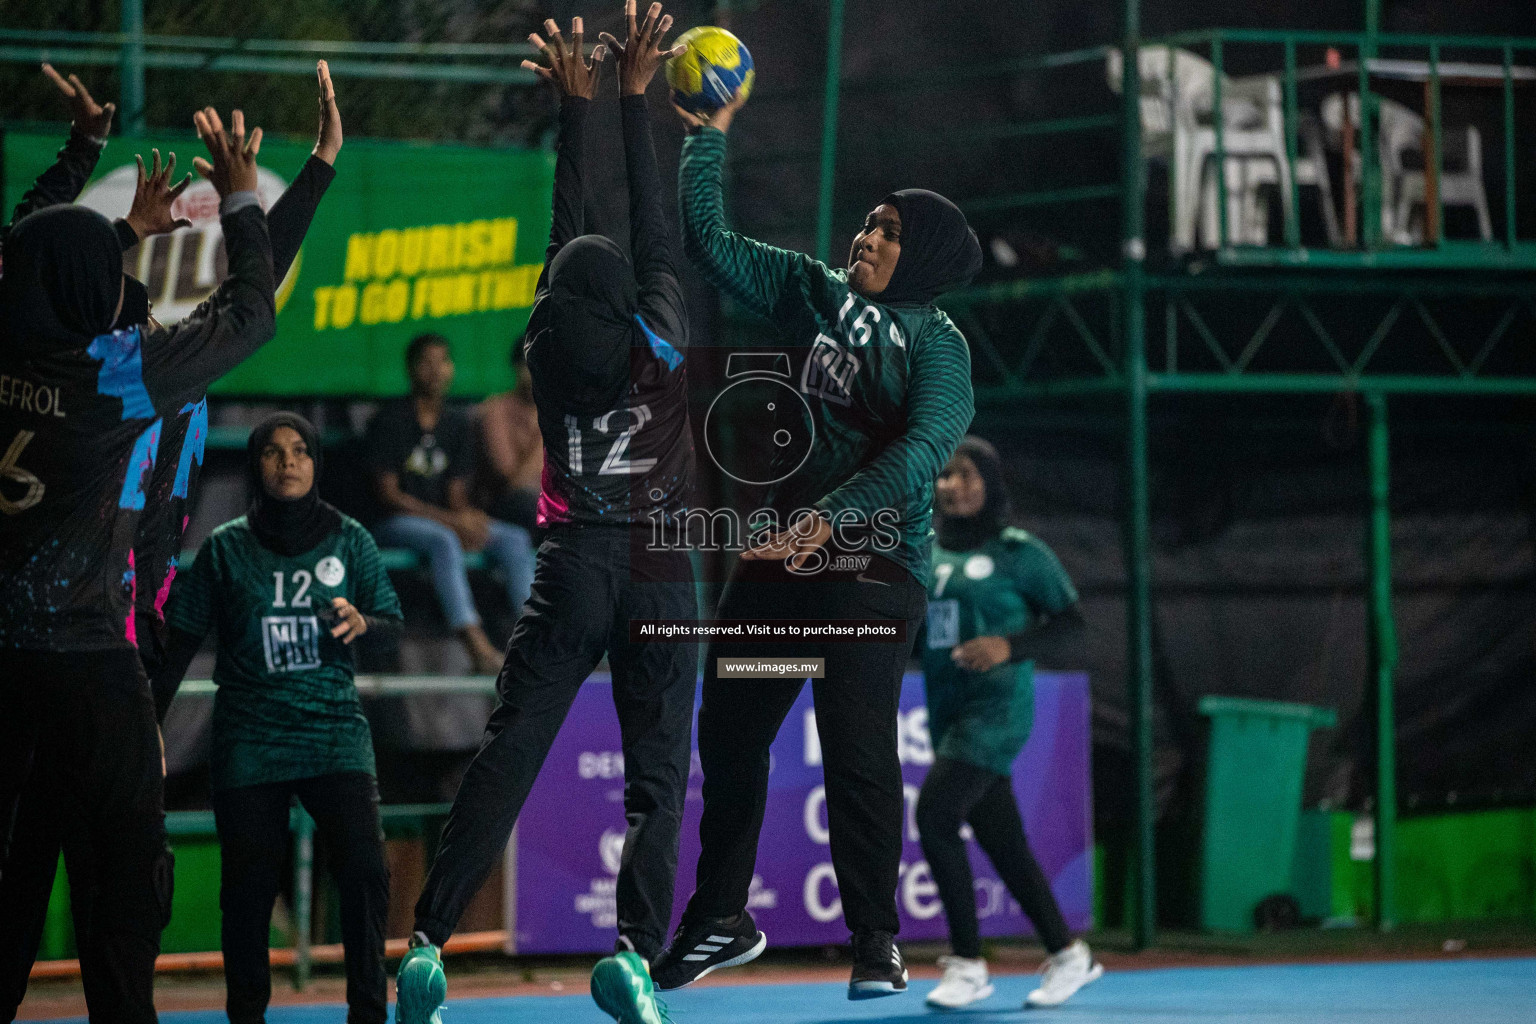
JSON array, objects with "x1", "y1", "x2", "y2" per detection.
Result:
[{"x1": 4, "y1": 0, "x2": 1534, "y2": 952}]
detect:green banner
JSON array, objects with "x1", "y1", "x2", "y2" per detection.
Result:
[{"x1": 4, "y1": 129, "x2": 553, "y2": 397}]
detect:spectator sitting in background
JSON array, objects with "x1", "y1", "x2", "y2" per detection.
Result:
[
  {"x1": 474, "y1": 355, "x2": 543, "y2": 536},
  {"x1": 365, "y1": 333, "x2": 534, "y2": 673}
]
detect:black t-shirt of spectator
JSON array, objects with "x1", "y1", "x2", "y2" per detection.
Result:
[{"x1": 365, "y1": 398, "x2": 472, "y2": 509}]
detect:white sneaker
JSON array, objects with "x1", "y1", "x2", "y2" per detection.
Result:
[
  {"x1": 1025, "y1": 940, "x2": 1103, "y2": 1008},
  {"x1": 925, "y1": 955, "x2": 994, "y2": 1009}
]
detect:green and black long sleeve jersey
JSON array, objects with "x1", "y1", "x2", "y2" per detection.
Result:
[{"x1": 679, "y1": 127, "x2": 974, "y2": 583}]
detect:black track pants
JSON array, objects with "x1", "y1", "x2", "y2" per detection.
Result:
[
  {"x1": 0, "y1": 649, "x2": 171, "y2": 1024},
  {"x1": 414, "y1": 527, "x2": 697, "y2": 960},
  {"x1": 212, "y1": 772, "x2": 388, "y2": 1024},
  {"x1": 683, "y1": 552, "x2": 926, "y2": 936},
  {"x1": 915, "y1": 755, "x2": 1071, "y2": 958}
]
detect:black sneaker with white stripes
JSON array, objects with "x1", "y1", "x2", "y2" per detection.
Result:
[
  {"x1": 649, "y1": 913, "x2": 767, "y2": 991},
  {"x1": 848, "y1": 930, "x2": 908, "y2": 1000}
]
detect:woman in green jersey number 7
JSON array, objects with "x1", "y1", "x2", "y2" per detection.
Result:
[
  {"x1": 919, "y1": 436, "x2": 1102, "y2": 1010},
  {"x1": 152, "y1": 413, "x2": 403, "y2": 1024},
  {"x1": 651, "y1": 89, "x2": 980, "y2": 1000}
]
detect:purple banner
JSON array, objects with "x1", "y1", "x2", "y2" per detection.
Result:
[{"x1": 513, "y1": 671, "x2": 1093, "y2": 953}]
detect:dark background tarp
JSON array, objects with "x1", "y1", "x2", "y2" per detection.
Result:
[{"x1": 969, "y1": 396, "x2": 1536, "y2": 834}]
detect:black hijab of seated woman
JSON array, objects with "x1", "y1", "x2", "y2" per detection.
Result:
[
  {"x1": 246, "y1": 412, "x2": 342, "y2": 557},
  {"x1": 850, "y1": 188, "x2": 983, "y2": 306},
  {"x1": 936, "y1": 436, "x2": 1011, "y2": 553}
]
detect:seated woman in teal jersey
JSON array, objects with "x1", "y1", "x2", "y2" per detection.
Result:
[
  {"x1": 153, "y1": 412, "x2": 403, "y2": 1024},
  {"x1": 917, "y1": 436, "x2": 1102, "y2": 1011}
]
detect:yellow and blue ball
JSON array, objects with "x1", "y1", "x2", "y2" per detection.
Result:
[{"x1": 666, "y1": 26, "x2": 755, "y2": 114}]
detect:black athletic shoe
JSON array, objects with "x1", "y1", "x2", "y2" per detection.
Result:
[
  {"x1": 649, "y1": 913, "x2": 767, "y2": 991},
  {"x1": 848, "y1": 930, "x2": 908, "y2": 1000}
]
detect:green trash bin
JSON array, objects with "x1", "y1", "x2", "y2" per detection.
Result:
[{"x1": 1199, "y1": 695, "x2": 1336, "y2": 932}]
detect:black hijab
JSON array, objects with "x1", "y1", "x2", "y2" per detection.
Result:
[
  {"x1": 935, "y1": 435, "x2": 1011, "y2": 552},
  {"x1": 537, "y1": 234, "x2": 637, "y2": 414},
  {"x1": 114, "y1": 275, "x2": 152, "y2": 332},
  {"x1": 877, "y1": 189, "x2": 983, "y2": 307},
  {"x1": 0, "y1": 205, "x2": 123, "y2": 358},
  {"x1": 246, "y1": 412, "x2": 343, "y2": 557}
]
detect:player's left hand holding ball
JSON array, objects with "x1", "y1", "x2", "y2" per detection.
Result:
[
  {"x1": 522, "y1": 16, "x2": 607, "y2": 99},
  {"x1": 600, "y1": 1, "x2": 688, "y2": 97},
  {"x1": 329, "y1": 597, "x2": 369, "y2": 644}
]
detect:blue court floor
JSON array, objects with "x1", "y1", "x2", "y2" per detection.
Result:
[{"x1": 32, "y1": 957, "x2": 1536, "y2": 1023}]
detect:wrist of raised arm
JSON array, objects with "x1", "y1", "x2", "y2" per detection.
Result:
[{"x1": 114, "y1": 218, "x2": 141, "y2": 251}]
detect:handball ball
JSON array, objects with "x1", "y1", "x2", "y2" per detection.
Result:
[{"x1": 666, "y1": 26, "x2": 755, "y2": 114}]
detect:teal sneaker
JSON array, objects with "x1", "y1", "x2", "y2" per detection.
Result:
[
  {"x1": 591, "y1": 951, "x2": 674, "y2": 1024},
  {"x1": 395, "y1": 931, "x2": 447, "y2": 1024}
]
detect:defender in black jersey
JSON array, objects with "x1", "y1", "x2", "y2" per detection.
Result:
[
  {"x1": 397, "y1": 11, "x2": 695, "y2": 1024},
  {"x1": 135, "y1": 62, "x2": 344, "y2": 679},
  {"x1": 0, "y1": 108, "x2": 275, "y2": 1023},
  {"x1": 0, "y1": 72, "x2": 345, "y2": 1022}
]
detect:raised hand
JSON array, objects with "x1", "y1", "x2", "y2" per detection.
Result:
[
  {"x1": 521, "y1": 16, "x2": 606, "y2": 100},
  {"x1": 670, "y1": 79, "x2": 749, "y2": 135},
  {"x1": 600, "y1": 1, "x2": 687, "y2": 98},
  {"x1": 124, "y1": 149, "x2": 194, "y2": 240},
  {"x1": 41, "y1": 63, "x2": 115, "y2": 139},
  {"x1": 313, "y1": 60, "x2": 343, "y2": 165},
  {"x1": 191, "y1": 107, "x2": 263, "y2": 198}
]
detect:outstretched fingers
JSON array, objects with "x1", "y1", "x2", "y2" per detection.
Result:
[
  {"x1": 543, "y1": 19, "x2": 567, "y2": 63},
  {"x1": 41, "y1": 63, "x2": 73, "y2": 96},
  {"x1": 67, "y1": 73, "x2": 96, "y2": 108},
  {"x1": 317, "y1": 59, "x2": 335, "y2": 104}
]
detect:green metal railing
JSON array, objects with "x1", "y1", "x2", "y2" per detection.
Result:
[
  {"x1": 1147, "y1": 28, "x2": 1535, "y2": 260},
  {"x1": 796, "y1": 8, "x2": 1535, "y2": 947}
]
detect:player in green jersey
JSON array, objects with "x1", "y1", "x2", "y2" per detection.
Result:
[
  {"x1": 652, "y1": 86, "x2": 980, "y2": 1000},
  {"x1": 917, "y1": 436, "x2": 1103, "y2": 1010},
  {"x1": 152, "y1": 413, "x2": 403, "y2": 1024}
]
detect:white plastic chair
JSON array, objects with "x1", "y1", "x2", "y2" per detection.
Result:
[
  {"x1": 1108, "y1": 46, "x2": 1293, "y2": 251},
  {"x1": 1320, "y1": 93, "x2": 1492, "y2": 244}
]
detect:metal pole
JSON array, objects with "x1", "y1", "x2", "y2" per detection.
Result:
[
  {"x1": 1283, "y1": 38, "x2": 1302, "y2": 248},
  {"x1": 1504, "y1": 45, "x2": 1517, "y2": 249},
  {"x1": 1365, "y1": 392, "x2": 1398, "y2": 932},
  {"x1": 1119, "y1": 0, "x2": 1156, "y2": 950},
  {"x1": 292, "y1": 805, "x2": 316, "y2": 990},
  {"x1": 120, "y1": 0, "x2": 145, "y2": 134},
  {"x1": 1360, "y1": 0, "x2": 1379, "y2": 248},
  {"x1": 814, "y1": 0, "x2": 845, "y2": 265},
  {"x1": 1212, "y1": 36, "x2": 1228, "y2": 248}
]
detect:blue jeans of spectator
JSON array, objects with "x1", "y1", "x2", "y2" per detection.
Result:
[{"x1": 374, "y1": 515, "x2": 534, "y2": 631}]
